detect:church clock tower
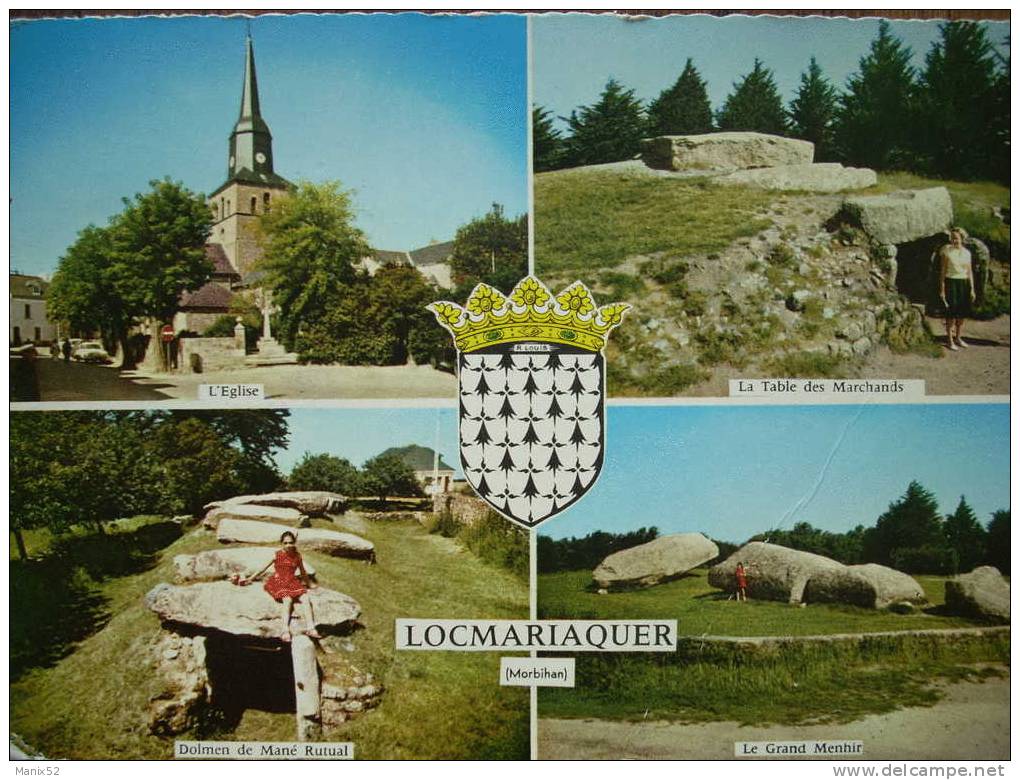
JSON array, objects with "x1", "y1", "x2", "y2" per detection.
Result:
[{"x1": 208, "y1": 37, "x2": 290, "y2": 278}]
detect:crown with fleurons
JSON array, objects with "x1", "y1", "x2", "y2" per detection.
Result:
[{"x1": 428, "y1": 276, "x2": 629, "y2": 353}]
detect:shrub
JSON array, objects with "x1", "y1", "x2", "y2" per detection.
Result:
[
  {"x1": 457, "y1": 512, "x2": 529, "y2": 579},
  {"x1": 597, "y1": 271, "x2": 645, "y2": 300},
  {"x1": 765, "y1": 351, "x2": 846, "y2": 378}
]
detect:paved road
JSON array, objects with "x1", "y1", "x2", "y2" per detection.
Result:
[{"x1": 20, "y1": 358, "x2": 457, "y2": 403}]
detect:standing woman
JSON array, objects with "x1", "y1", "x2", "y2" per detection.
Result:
[
  {"x1": 243, "y1": 531, "x2": 321, "y2": 642},
  {"x1": 735, "y1": 561, "x2": 749, "y2": 603},
  {"x1": 939, "y1": 228, "x2": 976, "y2": 351}
]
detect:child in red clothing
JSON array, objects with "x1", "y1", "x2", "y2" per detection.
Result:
[
  {"x1": 735, "y1": 562, "x2": 749, "y2": 602},
  {"x1": 241, "y1": 531, "x2": 320, "y2": 642}
]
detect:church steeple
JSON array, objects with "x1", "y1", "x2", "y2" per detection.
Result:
[{"x1": 227, "y1": 37, "x2": 279, "y2": 183}]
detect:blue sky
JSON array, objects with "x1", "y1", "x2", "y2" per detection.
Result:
[
  {"x1": 533, "y1": 14, "x2": 1010, "y2": 131},
  {"x1": 538, "y1": 404, "x2": 1009, "y2": 542},
  {"x1": 10, "y1": 13, "x2": 527, "y2": 278}
]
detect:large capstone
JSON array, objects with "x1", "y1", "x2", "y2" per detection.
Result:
[
  {"x1": 204, "y1": 503, "x2": 306, "y2": 529},
  {"x1": 592, "y1": 533, "x2": 719, "y2": 590},
  {"x1": 717, "y1": 162, "x2": 877, "y2": 193},
  {"x1": 708, "y1": 541, "x2": 844, "y2": 603},
  {"x1": 216, "y1": 518, "x2": 375, "y2": 560},
  {"x1": 838, "y1": 187, "x2": 953, "y2": 245},
  {"x1": 643, "y1": 132, "x2": 814, "y2": 172},
  {"x1": 803, "y1": 563, "x2": 926, "y2": 609},
  {"x1": 174, "y1": 547, "x2": 316, "y2": 582},
  {"x1": 944, "y1": 566, "x2": 1010, "y2": 623},
  {"x1": 144, "y1": 581, "x2": 361, "y2": 641},
  {"x1": 206, "y1": 491, "x2": 348, "y2": 516}
]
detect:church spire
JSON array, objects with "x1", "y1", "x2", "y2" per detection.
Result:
[{"x1": 227, "y1": 36, "x2": 275, "y2": 182}]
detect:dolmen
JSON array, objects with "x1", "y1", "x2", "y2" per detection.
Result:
[
  {"x1": 944, "y1": 566, "x2": 1010, "y2": 623},
  {"x1": 216, "y1": 518, "x2": 375, "y2": 560},
  {"x1": 593, "y1": 533, "x2": 718, "y2": 590},
  {"x1": 204, "y1": 490, "x2": 349, "y2": 519},
  {"x1": 709, "y1": 541, "x2": 926, "y2": 609}
]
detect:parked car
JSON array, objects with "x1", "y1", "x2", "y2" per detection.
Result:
[
  {"x1": 72, "y1": 341, "x2": 113, "y2": 364},
  {"x1": 9, "y1": 342, "x2": 37, "y2": 359}
]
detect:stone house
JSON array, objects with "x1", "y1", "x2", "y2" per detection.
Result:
[{"x1": 10, "y1": 273, "x2": 57, "y2": 345}]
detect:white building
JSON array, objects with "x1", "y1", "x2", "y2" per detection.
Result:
[{"x1": 10, "y1": 273, "x2": 57, "y2": 345}]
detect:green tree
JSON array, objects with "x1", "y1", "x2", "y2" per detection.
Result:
[
  {"x1": 360, "y1": 453, "x2": 423, "y2": 502},
  {"x1": 289, "y1": 453, "x2": 363, "y2": 497},
  {"x1": 647, "y1": 58, "x2": 714, "y2": 136},
  {"x1": 918, "y1": 21, "x2": 1009, "y2": 181},
  {"x1": 835, "y1": 20, "x2": 918, "y2": 170},
  {"x1": 257, "y1": 180, "x2": 371, "y2": 349},
  {"x1": 985, "y1": 509, "x2": 1010, "y2": 574},
  {"x1": 717, "y1": 59, "x2": 788, "y2": 135},
  {"x1": 943, "y1": 495, "x2": 987, "y2": 573},
  {"x1": 789, "y1": 57, "x2": 840, "y2": 161},
  {"x1": 449, "y1": 203, "x2": 528, "y2": 298},
  {"x1": 863, "y1": 480, "x2": 948, "y2": 570},
  {"x1": 562, "y1": 78, "x2": 646, "y2": 167},
  {"x1": 111, "y1": 179, "x2": 214, "y2": 369},
  {"x1": 533, "y1": 104, "x2": 565, "y2": 172}
]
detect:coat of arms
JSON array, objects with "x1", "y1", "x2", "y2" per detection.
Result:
[{"x1": 429, "y1": 277, "x2": 628, "y2": 528}]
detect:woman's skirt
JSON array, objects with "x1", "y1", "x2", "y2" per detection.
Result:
[{"x1": 944, "y1": 278, "x2": 972, "y2": 318}]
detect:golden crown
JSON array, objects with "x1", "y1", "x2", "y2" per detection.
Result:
[{"x1": 428, "y1": 276, "x2": 629, "y2": 353}]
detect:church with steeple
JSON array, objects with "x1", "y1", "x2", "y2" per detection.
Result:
[{"x1": 175, "y1": 36, "x2": 454, "y2": 336}]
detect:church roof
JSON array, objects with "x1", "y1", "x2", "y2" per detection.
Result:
[
  {"x1": 179, "y1": 281, "x2": 234, "y2": 310},
  {"x1": 379, "y1": 444, "x2": 454, "y2": 472},
  {"x1": 209, "y1": 169, "x2": 291, "y2": 197},
  {"x1": 205, "y1": 244, "x2": 240, "y2": 278}
]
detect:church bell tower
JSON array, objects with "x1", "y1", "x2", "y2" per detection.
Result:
[{"x1": 208, "y1": 36, "x2": 290, "y2": 278}]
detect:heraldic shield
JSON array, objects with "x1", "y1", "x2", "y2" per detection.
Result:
[{"x1": 429, "y1": 277, "x2": 628, "y2": 528}]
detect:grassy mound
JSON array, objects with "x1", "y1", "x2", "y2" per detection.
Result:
[
  {"x1": 538, "y1": 568, "x2": 1008, "y2": 724},
  {"x1": 11, "y1": 516, "x2": 529, "y2": 760}
]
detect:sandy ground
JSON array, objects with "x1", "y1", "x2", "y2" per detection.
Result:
[
  {"x1": 688, "y1": 315, "x2": 1010, "y2": 398},
  {"x1": 30, "y1": 359, "x2": 457, "y2": 402},
  {"x1": 538, "y1": 673, "x2": 1010, "y2": 760}
]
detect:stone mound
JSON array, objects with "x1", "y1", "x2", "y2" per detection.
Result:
[
  {"x1": 203, "y1": 503, "x2": 306, "y2": 529},
  {"x1": 838, "y1": 187, "x2": 953, "y2": 245},
  {"x1": 216, "y1": 517, "x2": 375, "y2": 560},
  {"x1": 944, "y1": 566, "x2": 1010, "y2": 623},
  {"x1": 803, "y1": 563, "x2": 925, "y2": 609},
  {"x1": 708, "y1": 541, "x2": 844, "y2": 603},
  {"x1": 593, "y1": 533, "x2": 718, "y2": 590},
  {"x1": 206, "y1": 491, "x2": 348, "y2": 516},
  {"x1": 643, "y1": 132, "x2": 813, "y2": 172},
  {"x1": 174, "y1": 547, "x2": 317, "y2": 582},
  {"x1": 717, "y1": 162, "x2": 877, "y2": 193},
  {"x1": 144, "y1": 581, "x2": 361, "y2": 640}
]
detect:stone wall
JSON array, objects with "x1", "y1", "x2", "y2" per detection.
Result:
[
  {"x1": 433, "y1": 492, "x2": 490, "y2": 526},
  {"x1": 178, "y1": 337, "x2": 247, "y2": 374}
]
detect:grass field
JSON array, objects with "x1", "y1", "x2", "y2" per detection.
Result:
[
  {"x1": 537, "y1": 568, "x2": 1008, "y2": 725},
  {"x1": 11, "y1": 515, "x2": 529, "y2": 760}
]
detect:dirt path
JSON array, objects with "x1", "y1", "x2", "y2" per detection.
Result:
[{"x1": 539, "y1": 673, "x2": 1009, "y2": 760}]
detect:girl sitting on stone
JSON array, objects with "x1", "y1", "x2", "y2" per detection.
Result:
[{"x1": 238, "y1": 531, "x2": 321, "y2": 642}]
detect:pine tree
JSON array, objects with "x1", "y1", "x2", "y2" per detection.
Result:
[
  {"x1": 716, "y1": 59, "x2": 787, "y2": 135},
  {"x1": 985, "y1": 509, "x2": 1010, "y2": 574},
  {"x1": 943, "y1": 495, "x2": 987, "y2": 573},
  {"x1": 919, "y1": 21, "x2": 1009, "y2": 181},
  {"x1": 835, "y1": 20, "x2": 918, "y2": 170},
  {"x1": 647, "y1": 58, "x2": 714, "y2": 136},
  {"x1": 532, "y1": 104, "x2": 564, "y2": 172},
  {"x1": 863, "y1": 480, "x2": 947, "y2": 570},
  {"x1": 789, "y1": 57, "x2": 840, "y2": 161},
  {"x1": 561, "y1": 78, "x2": 646, "y2": 167}
]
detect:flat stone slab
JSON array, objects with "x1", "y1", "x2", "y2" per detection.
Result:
[
  {"x1": 839, "y1": 187, "x2": 953, "y2": 245},
  {"x1": 945, "y1": 566, "x2": 1010, "y2": 623},
  {"x1": 643, "y1": 132, "x2": 813, "y2": 172},
  {"x1": 717, "y1": 162, "x2": 877, "y2": 192},
  {"x1": 174, "y1": 547, "x2": 316, "y2": 582},
  {"x1": 593, "y1": 533, "x2": 718, "y2": 590},
  {"x1": 204, "y1": 503, "x2": 305, "y2": 529},
  {"x1": 145, "y1": 581, "x2": 361, "y2": 641},
  {"x1": 216, "y1": 518, "x2": 375, "y2": 560},
  {"x1": 709, "y1": 541, "x2": 845, "y2": 604},
  {"x1": 206, "y1": 491, "x2": 348, "y2": 516},
  {"x1": 804, "y1": 563, "x2": 925, "y2": 609}
]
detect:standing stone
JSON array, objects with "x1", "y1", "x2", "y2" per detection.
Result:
[
  {"x1": 291, "y1": 634, "x2": 322, "y2": 741},
  {"x1": 708, "y1": 541, "x2": 844, "y2": 603},
  {"x1": 593, "y1": 533, "x2": 719, "y2": 590},
  {"x1": 944, "y1": 566, "x2": 1010, "y2": 623},
  {"x1": 803, "y1": 563, "x2": 925, "y2": 609}
]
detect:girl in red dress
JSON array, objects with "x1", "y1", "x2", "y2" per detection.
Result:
[
  {"x1": 735, "y1": 562, "x2": 749, "y2": 603},
  {"x1": 243, "y1": 531, "x2": 321, "y2": 642}
]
